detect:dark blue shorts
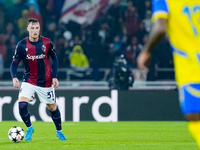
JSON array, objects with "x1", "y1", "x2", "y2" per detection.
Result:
[{"x1": 180, "y1": 84, "x2": 200, "y2": 115}]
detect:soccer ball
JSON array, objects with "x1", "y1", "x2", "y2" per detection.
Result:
[{"x1": 8, "y1": 126, "x2": 24, "y2": 142}]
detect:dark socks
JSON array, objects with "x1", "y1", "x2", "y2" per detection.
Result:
[
  {"x1": 19, "y1": 102, "x2": 31, "y2": 127},
  {"x1": 50, "y1": 106, "x2": 62, "y2": 131}
]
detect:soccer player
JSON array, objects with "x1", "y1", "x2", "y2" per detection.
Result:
[
  {"x1": 10, "y1": 18, "x2": 67, "y2": 141},
  {"x1": 137, "y1": 0, "x2": 200, "y2": 148}
]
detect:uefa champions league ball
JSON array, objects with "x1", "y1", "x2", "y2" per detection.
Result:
[{"x1": 8, "y1": 126, "x2": 24, "y2": 142}]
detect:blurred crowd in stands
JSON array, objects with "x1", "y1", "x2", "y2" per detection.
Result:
[{"x1": 0, "y1": 0, "x2": 174, "y2": 81}]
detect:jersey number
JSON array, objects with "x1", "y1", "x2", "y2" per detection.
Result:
[
  {"x1": 182, "y1": 5, "x2": 200, "y2": 36},
  {"x1": 47, "y1": 91, "x2": 54, "y2": 99}
]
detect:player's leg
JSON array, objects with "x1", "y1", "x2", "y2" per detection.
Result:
[
  {"x1": 179, "y1": 84, "x2": 200, "y2": 149},
  {"x1": 19, "y1": 97, "x2": 34, "y2": 141},
  {"x1": 18, "y1": 82, "x2": 35, "y2": 141},
  {"x1": 46, "y1": 103, "x2": 61, "y2": 130},
  {"x1": 47, "y1": 103, "x2": 67, "y2": 141},
  {"x1": 19, "y1": 97, "x2": 31, "y2": 127},
  {"x1": 36, "y1": 86, "x2": 66, "y2": 141},
  {"x1": 185, "y1": 114, "x2": 200, "y2": 149}
]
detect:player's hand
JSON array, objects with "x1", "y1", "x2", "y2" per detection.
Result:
[
  {"x1": 52, "y1": 78, "x2": 59, "y2": 88},
  {"x1": 13, "y1": 78, "x2": 20, "y2": 88},
  {"x1": 137, "y1": 50, "x2": 151, "y2": 71}
]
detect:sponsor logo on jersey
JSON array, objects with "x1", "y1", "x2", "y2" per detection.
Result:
[{"x1": 26, "y1": 54, "x2": 45, "y2": 61}]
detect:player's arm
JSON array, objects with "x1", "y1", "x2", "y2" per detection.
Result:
[
  {"x1": 137, "y1": 0, "x2": 169, "y2": 70},
  {"x1": 144, "y1": 19, "x2": 167, "y2": 53},
  {"x1": 10, "y1": 62, "x2": 20, "y2": 88},
  {"x1": 10, "y1": 44, "x2": 21, "y2": 88},
  {"x1": 137, "y1": 18, "x2": 167, "y2": 70},
  {"x1": 48, "y1": 41, "x2": 59, "y2": 88}
]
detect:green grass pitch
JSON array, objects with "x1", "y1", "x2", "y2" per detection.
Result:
[{"x1": 0, "y1": 121, "x2": 198, "y2": 150}]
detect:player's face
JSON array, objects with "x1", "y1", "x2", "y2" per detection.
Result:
[{"x1": 27, "y1": 22, "x2": 40, "y2": 41}]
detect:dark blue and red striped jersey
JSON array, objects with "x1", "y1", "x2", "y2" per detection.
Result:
[{"x1": 12, "y1": 36, "x2": 57, "y2": 87}]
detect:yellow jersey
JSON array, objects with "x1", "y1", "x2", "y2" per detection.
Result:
[{"x1": 152, "y1": 0, "x2": 200, "y2": 87}]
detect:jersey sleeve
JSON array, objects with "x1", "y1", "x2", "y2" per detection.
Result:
[
  {"x1": 48, "y1": 41, "x2": 58, "y2": 78},
  {"x1": 13, "y1": 42, "x2": 22, "y2": 63},
  {"x1": 10, "y1": 42, "x2": 22, "y2": 78},
  {"x1": 152, "y1": 0, "x2": 169, "y2": 23},
  {"x1": 47, "y1": 41, "x2": 57, "y2": 58}
]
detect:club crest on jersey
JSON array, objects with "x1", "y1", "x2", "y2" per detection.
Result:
[{"x1": 42, "y1": 45, "x2": 46, "y2": 52}]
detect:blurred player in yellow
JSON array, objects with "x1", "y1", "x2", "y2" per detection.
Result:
[{"x1": 137, "y1": 0, "x2": 200, "y2": 148}]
